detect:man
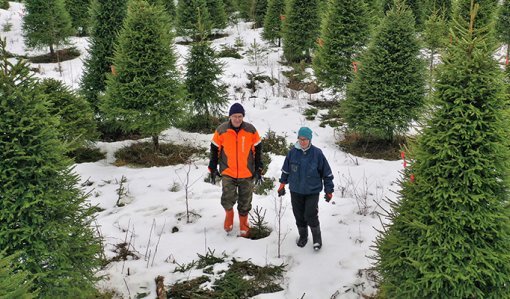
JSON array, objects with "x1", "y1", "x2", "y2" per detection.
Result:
[
  {"x1": 208, "y1": 103, "x2": 263, "y2": 237},
  {"x1": 277, "y1": 127, "x2": 334, "y2": 250}
]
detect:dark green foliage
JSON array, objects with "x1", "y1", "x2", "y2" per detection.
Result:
[
  {"x1": 252, "y1": 0, "x2": 267, "y2": 28},
  {"x1": 423, "y1": 9, "x2": 449, "y2": 83},
  {"x1": 313, "y1": 0, "x2": 370, "y2": 91},
  {"x1": 383, "y1": 0, "x2": 426, "y2": 30},
  {"x1": 64, "y1": 0, "x2": 91, "y2": 36},
  {"x1": 206, "y1": 0, "x2": 227, "y2": 29},
  {"x1": 454, "y1": 0, "x2": 498, "y2": 42},
  {"x1": 69, "y1": 146, "x2": 106, "y2": 163},
  {"x1": 39, "y1": 78, "x2": 97, "y2": 152},
  {"x1": 375, "y1": 11, "x2": 510, "y2": 298},
  {"x1": 343, "y1": 3, "x2": 425, "y2": 141},
  {"x1": 1, "y1": 0, "x2": 9, "y2": 9},
  {"x1": 176, "y1": 0, "x2": 212, "y2": 39},
  {"x1": 80, "y1": 0, "x2": 127, "y2": 114},
  {"x1": 262, "y1": 0, "x2": 285, "y2": 45},
  {"x1": 222, "y1": 0, "x2": 239, "y2": 17},
  {"x1": 238, "y1": 0, "x2": 254, "y2": 20},
  {"x1": 161, "y1": 0, "x2": 176, "y2": 20},
  {"x1": 282, "y1": 0, "x2": 320, "y2": 63},
  {"x1": 0, "y1": 40, "x2": 103, "y2": 298},
  {"x1": 0, "y1": 252, "x2": 37, "y2": 298},
  {"x1": 114, "y1": 142, "x2": 206, "y2": 167},
  {"x1": 427, "y1": 0, "x2": 452, "y2": 19},
  {"x1": 262, "y1": 129, "x2": 291, "y2": 155},
  {"x1": 496, "y1": 0, "x2": 510, "y2": 47},
  {"x1": 22, "y1": 0, "x2": 74, "y2": 55},
  {"x1": 184, "y1": 41, "x2": 228, "y2": 131},
  {"x1": 168, "y1": 257, "x2": 285, "y2": 298},
  {"x1": 101, "y1": 0, "x2": 183, "y2": 151}
]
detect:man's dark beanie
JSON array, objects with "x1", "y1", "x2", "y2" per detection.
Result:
[{"x1": 229, "y1": 103, "x2": 245, "y2": 116}]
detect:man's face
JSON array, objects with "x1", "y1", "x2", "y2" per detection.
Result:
[{"x1": 230, "y1": 113, "x2": 244, "y2": 128}]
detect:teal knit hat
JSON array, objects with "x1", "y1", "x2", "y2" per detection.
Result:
[{"x1": 298, "y1": 127, "x2": 312, "y2": 140}]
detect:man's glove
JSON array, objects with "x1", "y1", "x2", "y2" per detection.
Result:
[
  {"x1": 324, "y1": 193, "x2": 333, "y2": 202},
  {"x1": 277, "y1": 183, "x2": 286, "y2": 197},
  {"x1": 254, "y1": 169, "x2": 263, "y2": 186},
  {"x1": 208, "y1": 167, "x2": 221, "y2": 185}
]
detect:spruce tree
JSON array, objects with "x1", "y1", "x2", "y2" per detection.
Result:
[
  {"x1": 282, "y1": 0, "x2": 320, "y2": 63},
  {"x1": 206, "y1": 0, "x2": 227, "y2": 30},
  {"x1": 454, "y1": 0, "x2": 498, "y2": 38},
  {"x1": 101, "y1": 0, "x2": 183, "y2": 151},
  {"x1": 383, "y1": 0, "x2": 425, "y2": 30},
  {"x1": 64, "y1": 0, "x2": 91, "y2": 36},
  {"x1": 22, "y1": 0, "x2": 74, "y2": 55},
  {"x1": 427, "y1": 0, "x2": 453, "y2": 19},
  {"x1": 80, "y1": 0, "x2": 127, "y2": 115},
  {"x1": 423, "y1": 9, "x2": 449, "y2": 89},
  {"x1": 0, "y1": 252, "x2": 36, "y2": 298},
  {"x1": 375, "y1": 8, "x2": 510, "y2": 298},
  {"x1": 496, "y1": 0, "x2": 510, "y2": 68},
  {"x1": 238, "y1": 0, "x2": 254, "y2": 20},
  {"x1": 184, "y1": 40, "x2": 228, "y2": 131},
  {"x1": 262, "y1": 0, "x2": 285, "y2": 45},
  {"x1": 39, "y1": 78, "x2": 97, "y2": 152},
  {"x1": 343, "y1": 2, "x2": 425, "y2": 141},
  {"x1": 161, "y1": 0, "x2": 176, "y2": 21},
  {"x1": 252, "y1": 0, "x2": 267, "y2": 28},
  {"x1": 312, "y1": 0, "x2": 370, "y2": 91},
  {"x1": 0, "y1": 40, "x2": 102, "y2": 298},
  {"x1": 176, "y1": 0, "x2": 212, "y2": 39}
]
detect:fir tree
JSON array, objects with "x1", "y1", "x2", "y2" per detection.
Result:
[
  {"x1": 80, "y1": 0, "x2": 127, "y2": 115},
  {"x1": 252, "y1": 0, "x2": 267, "y2": 28},
  {"x1": 206, "y1": 0, "x2": 227, "y2": 30},
  {"x1": 375, "y1": 8, "x2": 510, "y2": 298},
  {"x1": 64, "y1": 0, "x2": 91, "y2": 36},
  {"x1": 312, "y1": 0, "x2": 370, "y2": 91},
  {"x1": 101, "y1": 0, "x2": 183, "y2": 151},
  {"x1": 184, "y1": 40, "x2": 228, "y2": 131},
  {"x1": 282, "y1": 0, "x2": 320, "y2": 63},
  {"x1": 262, "y1": 0, "x2": 285, "y2": 45},
  {"x1": 0, "y1": 252, "x2": 36, "y2": 298},
  {"x1": 176, "y1": 0, "x2": 212, "y2": 39},
  {"x1": 22, "y1": 0, "x2": 74, "y2": 56},
  {"x1": 0, "y1": 39, "x2": 103, "y2": 298},
  {"x1": 496, "y1": 0, "x2": 510, "y2": 68},
  {"x1": 39, "y1": 78, "x2": 97, "y2": 153},
  {"x1": 343, "y1": 2, "x2": 425, "y2": 141}
]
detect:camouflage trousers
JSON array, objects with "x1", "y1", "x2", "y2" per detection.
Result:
[{"x1": 221, "y1": 175, "x2": 254, "y2": 216}]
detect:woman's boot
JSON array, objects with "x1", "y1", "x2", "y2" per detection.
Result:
[
  {"x1": 310, "y1": 226, "x2": 322, "y2": 250},
  {"x1": 297, "y1": 226, "x2": 308, "y2": 247}
]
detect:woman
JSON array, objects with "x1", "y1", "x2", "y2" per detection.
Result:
[{"x1": 277, "y1": 127, "x2": 334, "y2": 250}]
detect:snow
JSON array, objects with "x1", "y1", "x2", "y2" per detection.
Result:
[{"x1": 1, "y1": 3, "x2": 407, "y2": 298}]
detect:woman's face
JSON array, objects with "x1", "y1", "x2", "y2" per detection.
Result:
[{"x1": 298, "y1": 137, "x2": 310, "y2": 148}]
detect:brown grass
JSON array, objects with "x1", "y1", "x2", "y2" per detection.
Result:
[{"x1": 114, "y1": 142, "x2": 207, "y2": 167}]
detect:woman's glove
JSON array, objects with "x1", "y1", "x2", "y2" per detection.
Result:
[{"x1": 277, "y1": 183, "x2": 286, "y2": 197}]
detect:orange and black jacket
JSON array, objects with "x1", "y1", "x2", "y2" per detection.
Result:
[{"x1": 209, "y1": 121, "x2": 262, "y2": 179}]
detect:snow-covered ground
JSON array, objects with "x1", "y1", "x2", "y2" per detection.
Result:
[{"x1": 1, "y1": 3, "x2": 408, "y2": 298}]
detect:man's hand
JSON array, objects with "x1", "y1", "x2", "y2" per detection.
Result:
[
  {"x1": 324, "y1": 193, "x2": 333, "y2": 203},
  {"x1": 208, "y1": 167, "x2": 221, "y2": 185},
  {"x1": 254, "y1": 169, "x2": 263, "y2": 186},
  {"x1": 277, "y1": 183, "x2": 286, "y2": 197}
]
